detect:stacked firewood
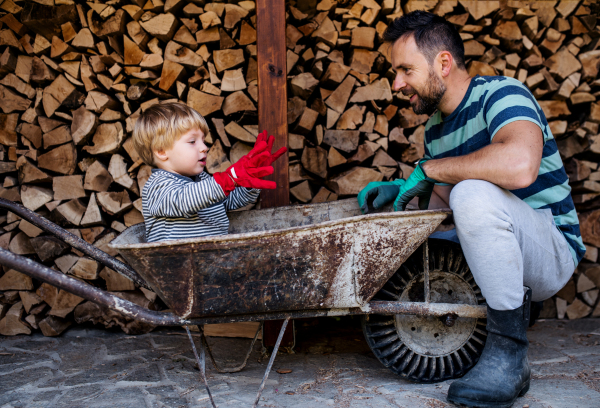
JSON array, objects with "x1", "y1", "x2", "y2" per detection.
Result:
[{"x1": 0, "y1": 0, "x2": 599, "y2": 337}]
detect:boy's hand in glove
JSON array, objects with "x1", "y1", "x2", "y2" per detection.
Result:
[
  {"x1": 357, "y1": 179, "x2": 406, "y2": 214},
  {"x1": 213, "y1": 140, "x2": 275, "y2": 195},
  {"x1": 393, "y1": 160, "x2": 437, "y2": 211},
  {"x1": 255, "y1": 131, "x2": 287, "y2": 166}
]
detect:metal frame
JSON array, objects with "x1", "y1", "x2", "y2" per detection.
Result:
[{"x1": 0, "y1": 198, "x2": 486, "y2": 407}]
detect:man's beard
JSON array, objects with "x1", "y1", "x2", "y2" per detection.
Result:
[{"x1": 406, "y1": 68, "x2": 446, "y2": 116}]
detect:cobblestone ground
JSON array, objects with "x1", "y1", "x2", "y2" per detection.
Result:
[{"x1": 0, "y1": 317, "x2": 598, "y2": 408}]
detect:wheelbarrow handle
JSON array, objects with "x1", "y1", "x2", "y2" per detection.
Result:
[
  {"x1": 0, "y1": 247, "x2": 187, "y2": 325},
  {"x1": 0, "y1": 197, "x2": 149, "y2": 289}
]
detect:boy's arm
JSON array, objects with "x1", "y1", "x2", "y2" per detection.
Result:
[
  {"x1": 145, "y1": 174, "x2": 227, "y2": 218},
  {"x1": 224, "y1": 187, "x2": 260, "y2": 211}
]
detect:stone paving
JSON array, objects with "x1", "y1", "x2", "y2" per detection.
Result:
[{"x1": 0, "y1": 317, "x2": 598, "y2": 408}]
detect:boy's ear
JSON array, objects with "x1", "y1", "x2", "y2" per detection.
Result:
[{"x1": 154, "y1": 149, "x2": 168, "y2": 162}]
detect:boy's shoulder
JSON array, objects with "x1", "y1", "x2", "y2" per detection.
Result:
[
  {"x1": 143, "y1": 169, "x2": 193, "y2": 194},
  {"x1": 149, "y1": 169, "x2": 195, "y2": 182}
]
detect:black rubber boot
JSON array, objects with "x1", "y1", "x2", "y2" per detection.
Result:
[{"x1": 447, "y1": 288, "x2": 532, "y2": 408}]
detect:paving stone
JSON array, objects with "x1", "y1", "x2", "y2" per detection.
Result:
[
  {"x1": 0, "y1": 366, "x2": 54, "y2": 394},
  {"x1": 54, "y1": 384, "x2": 105, "y2": 405},
  {"x1": 120, "y1": 363, "x2": 162, "y2": 383},
  {"x1": 527, "y1": 378, "x2": 600, "y2": 408}
]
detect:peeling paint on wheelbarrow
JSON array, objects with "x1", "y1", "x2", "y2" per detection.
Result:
[{"x1": 110, "y1": 199, "x2": 451, "y2": 319}]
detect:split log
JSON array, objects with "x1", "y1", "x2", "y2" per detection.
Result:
[
  {"x1": 164, "y1": 41, "x2": 203, "y2": 68},
  {"x1": 30, "y1": 236, "x2": 69, "y2": 262},
  {"x1": 0, "y1": 269, "x2": 34, "y2": 291},
  {"x1": 289, "y1": 179, "x2": 313, "y2": 204},
  {"x1": 108, "y1": 154, "x2": 139, "y2": 194},
  {"x1": 84, "y1": 160, "x2": 113, "y2": 192},
  {"x1": 38, "y1": 315, "x2": 71, "y2": 336},
  {"x1": 187, "y1": 87, "x2": 224, "y2": 117},
  {"x1": 327, "y1": 167, "x2": 383, "y2": 196},
  {"x1": 301, "y1": 146, "x2": 327, "y2": 178},
  {"x1": 222, "y1": 91, "x2": 256, "y2": 115},
  {"x1": 323, "y1": 130, "x2": 359, "y2": 153},
  {"x1": 206, "y1": 140, "x2": 231, "y2": 174},
  {"x1": 100, "y1": 267, "x2": 135, "y2": 292},
  {"x1": 221, "y1": 68, "x2": 246, "y2": 92},
  {"x1": 69, "y1": 257, "x2": 100, "y2": 280},
  {"x1": 325, "y1": 76, "x2": 356, "y2": 114},
  {"x1": 0, "y1": 84, "x2": 31, "y2": 113},
  {"x1": 21, "y1": 185, "x2": 53, "y2": 211},
  {"x1": 213, "y1": 49, "x2": 245, "y2": 72},
  {"x1": 83, "y1": 122, "x2": 124, "y2": 155},
  {"x1": 0, "y1": 302, "x2": 31, "y2": 336},
  {"x1": 17, "y1": 157, "x2": 51, "y2": 184},
  {"x1": 96, "y1": 191, "x2": 132, "y2": 216},
  {"x1": 349, "y1": 79, "x2": 392, "y2": 103},
  {"x1": 80, "y1": 193, "x2": 103, "y2": 227},
  {"x1": 53, "y1": 175, "x2": 86, "y2": 201},
  {"x1": 139, "y1": 13, "x2": 178, "y2": 42},
  {"x1": 328, "y1": 147, "x2": 347, "y2": 168},
  {"x1": 337, "y1": 105, "x2": 365, "y2": 130},
  {"x1": 56, "y1": 199, "x2": 86, "y2": 226},
  {"x1": 9, "y1": 232, "x2": 35, "y2": 255}
]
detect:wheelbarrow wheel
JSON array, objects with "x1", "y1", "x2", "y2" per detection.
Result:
[{"x1": 362, "y1": 238, "x2": 487, "y2": 383}]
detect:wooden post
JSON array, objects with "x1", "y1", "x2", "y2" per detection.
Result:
[
  {"x1": 256, "y1": 0, "x2": 293, "y2": 347},
  {"x1": 257, "y1": 0, "x2": 289, "y2": 208}
]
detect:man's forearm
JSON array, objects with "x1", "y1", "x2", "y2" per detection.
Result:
[
  {"x1": 422, "y1": 120, "x2": 544, "y2": 190},
  {"x1": 423, "y1": 144, "x2": 537, "y2": 190}
]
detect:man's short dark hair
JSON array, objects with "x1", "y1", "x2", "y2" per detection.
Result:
[{"x1": 384, "y1": 10, "x2": 466, "y2": 70}]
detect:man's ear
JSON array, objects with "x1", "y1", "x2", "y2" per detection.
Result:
[
  {"x1": 438, "y1": 51, "x2": 453, "y2": 77},
  {"x1": 154, "y1": 149, "x2": 168, "y2": 162}
]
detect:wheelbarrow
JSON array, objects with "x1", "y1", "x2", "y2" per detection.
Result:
[{"x1": 0, "y1": 197, "x2": 487, "y2": 407}]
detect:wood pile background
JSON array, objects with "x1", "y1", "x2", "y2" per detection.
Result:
[{"x1": 0, "y1": 0, "x2": 598, "y2": 337}]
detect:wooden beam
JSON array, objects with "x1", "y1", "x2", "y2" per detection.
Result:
[
  {"x1": 257, "y1": 0, "x2": 289, "y2": 208},
  {"x1": 256, "y1": 0, "x2": 292, "y2": 348}
]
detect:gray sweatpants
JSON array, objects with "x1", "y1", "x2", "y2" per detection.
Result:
[{"x1": 448, "y1": 180, "x2": 575, "y2": 311}]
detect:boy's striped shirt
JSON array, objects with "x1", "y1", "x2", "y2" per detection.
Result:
[
  {"x1": 142, "y1": 169, "x2": 259, "y2": 242},
  {"x1": 424, "y1": 75, "x2": 585, "y2": 266}
]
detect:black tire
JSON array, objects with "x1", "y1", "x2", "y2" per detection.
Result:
[{"x1": 362, "y1": 239, "x2": 487, "y2": 383}]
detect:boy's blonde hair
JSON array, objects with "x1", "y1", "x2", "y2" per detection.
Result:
[{"x1": 132, "y1": 102, "x2": 209, "y2": 165}]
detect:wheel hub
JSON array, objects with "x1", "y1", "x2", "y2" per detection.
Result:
[{"x1": 395, "y1": 271, "x2": 478, "y2": 356}]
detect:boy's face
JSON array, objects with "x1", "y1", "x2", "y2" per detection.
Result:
[{"x1": 154, "y1": 128, "x2": 208, "y2": 177}]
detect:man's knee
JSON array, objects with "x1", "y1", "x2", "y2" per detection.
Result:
[{"x1": 449, "y1": 180, "x2": 507, "y2": 229}]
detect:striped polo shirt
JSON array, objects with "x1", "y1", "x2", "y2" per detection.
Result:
[
  {"x1": 142, "y1": 169, "x2": 260, "y2": 242},
  {"x1": 423, "y1": 75, "x2": 585, "y2": 266}
]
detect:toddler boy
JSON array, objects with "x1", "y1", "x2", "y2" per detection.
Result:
[{"x1": 132, "y1": 102, "x2": 285, "y2": 242}]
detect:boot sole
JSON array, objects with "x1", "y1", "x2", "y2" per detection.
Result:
[{"x1": 447, "y1": 381, "x2": 530, "y2": 408}]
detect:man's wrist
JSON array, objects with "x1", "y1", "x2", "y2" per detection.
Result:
[{"x1": 420, "y1": 160, "x2": 431, "y2": 177}]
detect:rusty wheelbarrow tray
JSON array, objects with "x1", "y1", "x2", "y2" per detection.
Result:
[
  {"x1": 109, "y1": 198, "x2": 482, "y2": 320},
  {"x1": 0, "y1": 197, "x2": 486, "y2": 407}
]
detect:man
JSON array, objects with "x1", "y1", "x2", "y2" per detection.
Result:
[{"x1": 358, "y1": 11, "x2": 584, "y2": 408}]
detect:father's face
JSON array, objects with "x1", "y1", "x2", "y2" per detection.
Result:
[{"x1": 391, "y1": 35, "x2": 446, "y2": 116}]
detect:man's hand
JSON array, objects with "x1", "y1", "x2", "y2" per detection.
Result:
[
  {"x1": 358, "y1": 179, "x2": 406, "y2": 214},
  {"x1": 394, "y1": 160, "x2": 437, "y2": 211}
]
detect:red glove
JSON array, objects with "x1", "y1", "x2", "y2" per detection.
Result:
[
  {"x1": 213, "y1": 141, "x2": 276, "y2": 195},
  {"x1": 255, "y1": 131, "x2": 287, "y2": 167}
]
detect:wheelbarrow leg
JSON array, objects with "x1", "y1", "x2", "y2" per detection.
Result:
[
  {"x1": 253, "y1": 317, "x2": 290, "y2": 408},
  {"x1": 185, "y1": 325, "x2": 217, "y2": 408},
  {"x1": 202, "y1": 322, "x2": 263, "y2": 373},
  {"x1": 423, "y1": 239, "x2": 430, "y2": 303}
]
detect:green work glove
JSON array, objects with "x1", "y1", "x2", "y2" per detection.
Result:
[
  {"x1": 394, "y1": 160, "x2": 437, "y2": 211},
  {"x1": 358, "y1": 179, "x2": 406, "y2": 214}
]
